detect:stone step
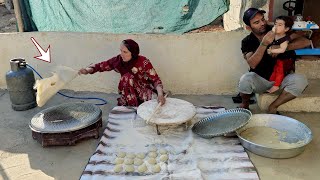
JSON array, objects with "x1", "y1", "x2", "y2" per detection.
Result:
[
  {"x1": 256, "y1": 79, "x2": 320, "y2": 112},
  {"x1": 296, "y1": 58, "x2": 320, "y2": 79}
]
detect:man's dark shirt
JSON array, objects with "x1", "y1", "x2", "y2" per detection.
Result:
[{"x1": 241, "y1": 25, "x2": 276, "y2": 80}]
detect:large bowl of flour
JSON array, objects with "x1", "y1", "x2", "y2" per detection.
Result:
[{"x1": 236, "y1": 114, "x2": 312, "y2": 159}]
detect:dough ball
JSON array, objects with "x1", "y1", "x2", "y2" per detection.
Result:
[
  {"x1": 134, "y1": 158, "x2": 143, "y2": 166},
  {"x1": 117, "y1": 151, "x2": 126, "y2": 158},
  {"x1": 159, "y1": 149, "x2": 167, "y2": 155},
  {"x1": 149, "y1": 146, "x2": 157, "y2": 152},
  {"x1": 125, "y1": 165, "x2": 135, "y2": 173},
  {"x1": 160, "y1": 154, "x2": 168, "y2": 162},
  {"x1": 124, "y1": 158, "x2": 134, "y2": 165},
  {"x1": 148, "y1": 152, "x2": 158, "y2": 158},
  {"x1": 114, "y1": 158, "x2": 124, "y2": 164},
  {"x1": 152, "y1": 164, "x2": 161, "y2": 173},
  {"x1": 113, "y1": 164, "x2": 123, "y2": 173},
  {"x1": 137, "y1": 164, "x2": 148, "y2": 173},
  {"x1": 126, "y1": 153, "x2": 136, "y2": 159},
  {"x1": 147, "y1": 158, "x2": 157, "y2": 165},
  {"x1": 136, "y1": 152, "x2": 145, "y2": 159}
]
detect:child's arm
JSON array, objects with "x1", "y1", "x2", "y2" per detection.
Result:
[{"x1": 269, "y1": 41, "x2": 288, "y2": 54}]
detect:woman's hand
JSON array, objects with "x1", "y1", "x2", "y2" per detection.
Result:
[
  {"x1": 156, "y1": 85, "x2": 166, "y2": 106},
  {"x1": 78, "y1": 67, "x2": 94, "y2": 75},
  {"x1": 157, "y1": 94, "x2": 166, "y2": 106}
]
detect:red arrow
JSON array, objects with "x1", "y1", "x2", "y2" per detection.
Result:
[{"x1": 31, "y1": 37, "x2": 51, "y2": 63}]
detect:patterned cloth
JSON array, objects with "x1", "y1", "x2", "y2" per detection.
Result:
[{"x1": 80, "y1": 106, "x2": 259, "y2": 180}]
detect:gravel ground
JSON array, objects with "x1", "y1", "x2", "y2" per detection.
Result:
[{"x1": 0, "y1": 4, "x2": 17, "y2": 32}]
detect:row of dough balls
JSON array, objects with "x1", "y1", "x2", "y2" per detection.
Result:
[
  {"x1": 114, "y1": 163, "x2": 161, "y2": 173},
  {"x1": 117, "y1": 148, "x2": 168, "y2": 159},
  {"x1": 114, "y1": 154, "x2": 168, "y2": 166}
]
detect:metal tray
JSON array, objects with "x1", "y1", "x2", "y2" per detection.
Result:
[
  {"x1": 192, "y1": 108, "x2": 252, "y2": 138},
  {"x1": 236, "y1": 114, "x2": 313, "y2": 158}
]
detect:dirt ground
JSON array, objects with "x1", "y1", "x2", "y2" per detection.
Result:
[{"x1": 0, "y1": 4, "x2": 16, "y2": 33}]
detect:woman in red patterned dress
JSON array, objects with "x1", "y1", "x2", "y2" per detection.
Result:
[{"x1": 78, "y1": 39, "x2": 165, "y2": 107}]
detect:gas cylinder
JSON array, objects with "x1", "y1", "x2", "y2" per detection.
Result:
[{"x1": 5, "y1": 58, "x2": 37, "y2": 111}]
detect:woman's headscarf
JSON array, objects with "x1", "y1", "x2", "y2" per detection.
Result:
[{"x1": 122, "y1": 39, "x2": 140, "y2": 60}]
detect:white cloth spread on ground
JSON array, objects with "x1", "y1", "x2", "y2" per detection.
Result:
[
  {"x1": 34, "y1": 66, "x2": 78, "y2": 107},
  {"x1": 80, "y1": 106, "x2": 259, "y2": 180}
]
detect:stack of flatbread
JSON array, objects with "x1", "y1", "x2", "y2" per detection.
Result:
[{"x1": 137, "y1": 98, "x2": 196, "y2": 125}]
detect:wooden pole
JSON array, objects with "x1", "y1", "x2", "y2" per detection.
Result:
[{"x1": 12, "y1": 0, "x2": 24, "y2": 32}]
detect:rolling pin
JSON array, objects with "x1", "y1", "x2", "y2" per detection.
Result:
[{"x1": 146, "y1": 93, "x2": 169, "y2": 124}]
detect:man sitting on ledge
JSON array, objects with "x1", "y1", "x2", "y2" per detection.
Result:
[{"x1": 238, "y1": 8, "x2": 311, "y2": 114}]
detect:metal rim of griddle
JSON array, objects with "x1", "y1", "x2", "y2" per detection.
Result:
[
  {"x1": 29, "y1": 102, "x2": 102, "y2": 133},
  {"x1": 192, "y1": 108, "x2": 252, "y2": 138}
]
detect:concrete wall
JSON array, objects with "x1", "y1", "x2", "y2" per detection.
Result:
[
  {"x1": 0, "y1": 31, "x2": 250, "y2": 95},
  {"x1": 272, "y1": 0, "x2": 288, "y2": 21}
]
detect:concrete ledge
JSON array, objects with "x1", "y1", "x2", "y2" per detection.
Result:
[
  {"x1": 296, "y1": 59, "x2": 320, "y2": 79},
  {"x1": 256, "y1": 79, "x2": 320, "y2": 112}
]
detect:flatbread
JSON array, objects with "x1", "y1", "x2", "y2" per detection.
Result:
[
  {"x1": 137, "y1": 98, "x2": 196, "y2": 125},
  {"x1": 34, "y1": 66, "x2": 78, "y2": 107}
]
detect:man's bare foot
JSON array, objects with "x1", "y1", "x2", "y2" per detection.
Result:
[{"x1": 268, "y1": 106, "x2": 278, "y2": 114}]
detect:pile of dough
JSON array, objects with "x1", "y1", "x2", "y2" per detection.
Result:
[
  {"x1": 138, "y1": 164, "x2": 148, "y2": 173},
  {"x1": 126, "y1": 153, "x2": 136, "y2": 159},
  {"x1": 160, "y1": 154, "x2": 168, "y2": 162},
  {"x1": 125, "y1": 165, "x2": 135, "y2": 173},
  {"x1": 148, "y1": 152, "x2": 158, "y2": 158},
  {"x1": 149, "y1": 146, "x2": 157, "y2": 152},
  {"x1": 114, "y1": 164, "x2": 123, "y2": 173},
  {"x1": 134, "y1": 158, "x2": 143, "y2": 166},
  {"x1": 147, "y1": 158, "x2": 157, "y2": 165},
  {"x1": 114, "y1": 158, "x2": 124, "y2": 164},
  {"x1": 159, "y1": 149, "x2": 167, "y2": 155},
  {"x1": 136, "y1": 153, "x2": 145, "y2": 159},
  {"x1": 117, "y1": 151, "x2": 126, "y2": 158},
  {"x1": 152, "y1": 164, "x2": 161, "y2": 173},
  {"x1": 124, "y1": 158, "x2": 134, "y2": 165},
  {"x1": 34, "y1": 66, "x2": 78, "y2": 107}
]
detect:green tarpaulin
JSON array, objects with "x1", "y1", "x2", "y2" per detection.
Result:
[{"x1": 20, "y1": 0, "x2": 228, "y2": 34}]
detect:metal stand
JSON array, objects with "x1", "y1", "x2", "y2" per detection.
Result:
[{"x1": 32, "y1": 118, "x2": 102, "y2": 147}]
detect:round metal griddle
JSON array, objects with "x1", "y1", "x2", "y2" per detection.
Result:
[
  {"x1": 30, "y1": 102, "x2": 102, "y2": 146},
  {"x1": 192, "y1": 108, "x2": 252, "y2": 138}
]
